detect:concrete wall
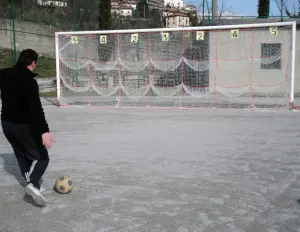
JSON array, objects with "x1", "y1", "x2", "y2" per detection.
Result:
[
  {"x1": 0, "y1": 18, "x2": 57, "y2": 57},
  {"x1": 210, "y1": 28, "x2": 300, "y2": 95},
  {"x1": 203, "y1": 18, "x2": 300, "y2": 98},
  {"x1": 208, "y1": 27, "x2": 298, "y2": 96}
]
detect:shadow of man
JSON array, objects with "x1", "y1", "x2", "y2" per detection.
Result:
[
  {"x1": 0, "y1": 153, "x2": 24, "y2": 186},
  {"x1": 0, "y1": 153, "x2": 43, "y2": 207}
]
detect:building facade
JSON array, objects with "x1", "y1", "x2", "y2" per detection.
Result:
[
  {"x1": 148, "y1": 0, "x2": 164, "y2": 10},
  {"x1": 164, "y1": 0, "x2": 184, "y2": 9},
  {"x1": 36, "y1": 0, "x2": 67, "y2": 7},
  {"x1": 116, "y1": 0, "x2": 137, "y2": 10},
  {"x1": 184, "y1": 4, "x2": 196, "y2": 12},
  {"x1": 111, "y1": 5, "x2": 134, "y2": 17},
  {"x1": 165, "y1": 13, "x2": 190, "y2": 27}
]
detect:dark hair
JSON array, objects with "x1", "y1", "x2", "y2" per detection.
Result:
[{"x1": 16, "y1": 49, "x2": 38, "y2": 66}]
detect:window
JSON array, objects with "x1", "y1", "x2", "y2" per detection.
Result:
[{"x1": 261, "y1": 43, "x2": 281, "y2": 70}]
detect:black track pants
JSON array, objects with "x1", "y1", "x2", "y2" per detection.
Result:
[{"x1": 1, "y1": 120, "x2": 49, "y2": 190}]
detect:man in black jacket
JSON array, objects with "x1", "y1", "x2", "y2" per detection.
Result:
[{"x1": 0, "y1": 49, "x2": 54, "y2": 207}]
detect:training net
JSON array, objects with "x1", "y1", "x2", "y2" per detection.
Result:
[{"x1": 55, "y1": 22, "x2": 296, "y2": 109}]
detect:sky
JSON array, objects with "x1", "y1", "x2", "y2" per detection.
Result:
[{"x1": 184, "y1": 0, "x2": 298, "y2": 17}]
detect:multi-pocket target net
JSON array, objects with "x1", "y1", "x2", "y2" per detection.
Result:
[{"x1": 55, "y1": 21, "x2": 296, "y2": 109}]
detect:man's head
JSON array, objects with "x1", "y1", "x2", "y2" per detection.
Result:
[{"x1": 16, "y1": 49, "x2": 38, "y2": 71}]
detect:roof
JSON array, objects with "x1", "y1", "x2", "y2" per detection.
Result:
[
  {"x1": 164, "y1": 9, "x2": 181, "y2": 13},
  {"x1": 166, "y1": 13, "x2": 189, "y2": 18},
  {"x1": 111, "y1": 5, "x2": 134, "y2": 10},
  {"x1": 117, "y1": 0, "x2": 136, "y2": 3}
]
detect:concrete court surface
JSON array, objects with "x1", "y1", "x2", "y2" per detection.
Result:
[{"x1": 0, "y1": 104, "x2": 300, "y2": 232}]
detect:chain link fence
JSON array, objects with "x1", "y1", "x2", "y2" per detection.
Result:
[{"x1": 0, "y1": 0, "x2": 164, "y2": 77}]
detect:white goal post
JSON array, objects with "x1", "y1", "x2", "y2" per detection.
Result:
[{"x1": 55, "y1": 21, "x2": 297, "y2": 109}]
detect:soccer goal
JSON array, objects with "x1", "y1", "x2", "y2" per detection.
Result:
[{"x1": 55, "y1": 21, "x2": 296, "y2": 109}]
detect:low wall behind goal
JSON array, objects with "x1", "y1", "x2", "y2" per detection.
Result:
[
  {"x1": 0, "y1": 18, "x2": 56, "y2": 57},
  {"x1": 209, "y1": 27, "x2": 296, "y2": 96}
]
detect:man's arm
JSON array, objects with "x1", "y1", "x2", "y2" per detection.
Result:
[{"x1": 26, "y1": 79, "x2": 50, "y2": 135}]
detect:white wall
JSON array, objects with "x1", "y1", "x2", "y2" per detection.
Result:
[
  {"x1": 166, "y1": 16, "x2": 190, "y2": 28},
  {"x1": 0, "y1": 18, "x2": 56, "y2": 56},
  {"x1": 119, "y1": 9, "x2": 133, "y2": 17},
  {"x1": 37, "y1": 0, "x2": 67, "y2": 7},
  {"x1": 208, "y1": 27, "x2": 298, "y2": 96},
  {"x1": 164, "y1": 0, "x2": 184, "y2": 8},
  {"x1": 111, "y1": 8, "x2": 133, "y2": 17}
]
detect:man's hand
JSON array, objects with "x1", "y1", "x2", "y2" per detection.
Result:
[{"x1": 42, "y1": 132, "x2": 54, "y2": 149}]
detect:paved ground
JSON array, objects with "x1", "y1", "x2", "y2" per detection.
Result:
[{"x1": 1, "y1": 104, "x2": 300, "y2": 232}]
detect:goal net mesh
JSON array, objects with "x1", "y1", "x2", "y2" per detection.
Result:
[{"x1": 56, "y1": 25, "x2": 293, "y2": 109}]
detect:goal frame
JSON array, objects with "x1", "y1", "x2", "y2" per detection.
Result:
[{"x1": 55, "y1": 21, "x2": 297, "y2": 108}]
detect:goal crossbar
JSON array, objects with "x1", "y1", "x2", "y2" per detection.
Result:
[{"x1": 55, "y1": 21, "x2": 296, "y2": 36}]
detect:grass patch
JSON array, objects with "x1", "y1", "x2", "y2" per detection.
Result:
[
  {"x1": 0, "y1": 48, "x2": 56, "y2": 77},
  {"x1": 0, "y1": 48, "x2": 14, "y2": 68},
  {"x1": 40, "y1": 91, "x2": 57, "y2": 97}
]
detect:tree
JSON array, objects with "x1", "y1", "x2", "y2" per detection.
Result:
[
  {"x1": 282, "y1": 0, "x2": 300, "y2": 17},
  {"x1": 98, "y1": 0, "x2": 111, "y2": 30},
  {"x1": 137, "y1": 0, "x2": 149, "y2": 19},
  {"x1": 188, "y1": 11, "x2": 198, "y2": 26},
  {"x1": 198, "y1": 0, "x2": 235, "y2": 22},
  {"x1": 258, "y1": 0, "x2": 270, "y2": 18},
  {"x1": 148, "y1": 8, "x2": 163, "y2": 27},
  {"x1": 218, "y1": 0, "x2": 234, "y2": 19},
  {"x1": 98, "y1": 0, "x2": 113, "y2": 62},
  {"x1": 0, "y1": 0, "x2": 10, "y2": 18},
  {"x1": 149, "y1": 8, "x2": 161, "y2": 21}
]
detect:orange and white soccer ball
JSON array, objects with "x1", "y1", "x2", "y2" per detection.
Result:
[{"x1": 54, "y1": 175, "x2": 73, "y2": 194}]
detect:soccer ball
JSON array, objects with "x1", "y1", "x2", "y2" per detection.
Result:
[{"x1": 54, "y1": 175, "x2": 73, "y2": 194}]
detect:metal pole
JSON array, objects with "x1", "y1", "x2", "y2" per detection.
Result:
[
  {"x1": 202, "y1": 0, "x2": 205, "y2": 22},
  {"x1": 21, "y1": 0, "x2": 23, "y2": 21},
  {"x1": 290, "y1": 21, "x2": 296, "y2": 108},
  {"x1": 280, "y1": 0, "x2": 283, "y2": 22},
  {"x1": 136, "y1": 0, "x2": 140, "y2": 88},
  {"x1": 212, "y1": 0, "x2": 217, "y2": 23},
  {"x1": 73, "y1": 0, "x2": 76, "y2": 31},
  {"x1": 55, "y1": 33, "x2": 61, "y2": 105},
  {"x1": 73, "y1": 0, "x2": 78, "y2": 85},
  {"x1": 136, "y1": 0, "x2": 139, "y2": 28},
  {"x1": 205, "y1": 0, "x2": 211, "y2": 24},
  {"x1": 11, "y1": 0, "x2": 17, "y2": 65}
]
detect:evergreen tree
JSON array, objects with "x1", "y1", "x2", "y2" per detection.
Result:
[
  {"x1": 137, "y1": 0, "x2": 149, "y2": 19},
  {"x1": 258, "y1": 0, "x2": 270, "y2": 18},
  {"x1": 97, "y1": 0, "x2": 113, "y2": 62},
  {"x1": 99, "y1": 0, "x2": 111, "y2": 30},
  {"x1": 188, "y1": 11, "x2": 198, "y2": 26}
]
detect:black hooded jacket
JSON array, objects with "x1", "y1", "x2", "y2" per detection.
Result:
[{"x1": 0, "y1": 64, "x2": 49, "y2": 135}]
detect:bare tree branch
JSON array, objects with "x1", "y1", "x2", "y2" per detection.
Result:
[
  {"x1": 279, "y1": 0, "x2": 300, "y2": 17},
  {"x1": 218, "y1": 0, "x2": 226, "y2": 19}
]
